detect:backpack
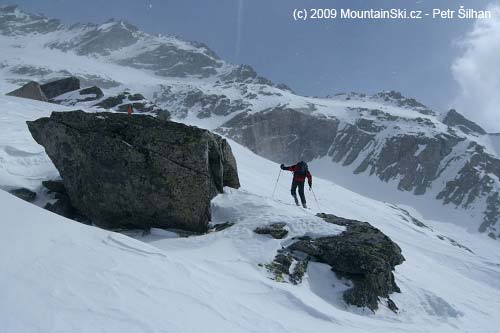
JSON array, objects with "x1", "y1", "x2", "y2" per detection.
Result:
[{"x1": 295, "y1": 161, "x2": 308, "y2": 176}]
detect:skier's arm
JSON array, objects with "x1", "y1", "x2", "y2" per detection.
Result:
[
  {"x1": 280, "y1": 164, "x2": 298, "y2": 171},
  {"x1": 306, "y1": 171, "x2": 312, "y2": 187}
]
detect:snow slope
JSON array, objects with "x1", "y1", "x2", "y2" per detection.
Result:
[{"x1": 1, "y1": 95, "x2": 500, "y2": 332}]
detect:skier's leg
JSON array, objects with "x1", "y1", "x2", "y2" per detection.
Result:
[
  {"x1": 291, "y1": 181, "x2": 299, "y2": 205},
  {"x1": 298, "y1": 181, "x2": 306, "y2": 206}
]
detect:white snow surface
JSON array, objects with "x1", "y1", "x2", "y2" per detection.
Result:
[{"x1": 1, "y1": 96, "x2": 500, "y2": 332}]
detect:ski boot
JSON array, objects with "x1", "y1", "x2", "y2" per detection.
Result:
[
  {"x1": 293, "y1": 195, "x2": 299, "y2": 206},
  {"x1": 302, "y1": 202, "x2": 308, "y2": 209}
]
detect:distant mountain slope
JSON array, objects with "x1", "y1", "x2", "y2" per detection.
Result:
[{"x1": 0, "y1": 5, "x2": 499, "y2": 239}]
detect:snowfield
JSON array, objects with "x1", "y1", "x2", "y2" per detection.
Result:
[{"x1": 1, "y1": 95, "x2": 500, "y2": 332}]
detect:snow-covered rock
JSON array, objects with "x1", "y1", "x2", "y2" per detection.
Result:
[{"x1": 27, "y1": 110, "x2": 240, "y2": 232}]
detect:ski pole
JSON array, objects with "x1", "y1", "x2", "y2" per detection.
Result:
[
  {"x1": 311, "y1": 187, "x2": 321, "y2": 211},
  {"x1": 272, "y1": 169, "x2": 282, "y2": 199}
]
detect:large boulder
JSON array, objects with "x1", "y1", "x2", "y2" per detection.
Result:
[
  {"x1": 27, "y1": 111, "x2": 240, "y2": 232},
  {"x1": 41, "y1": 77, "x2": 80, "y2": 99},
  {"x1": 6, "y1": 81, "x2": 48, "y2": 101}
]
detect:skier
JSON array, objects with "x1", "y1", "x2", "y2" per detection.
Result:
[
  {"x1": 127, "y1": 104, "x2": 133, "y2": 115},
  {"x1": 280, "y1": 161, "x2": 312, "y2": 208}
]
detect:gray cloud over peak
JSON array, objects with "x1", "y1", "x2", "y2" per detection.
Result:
[{"x1": 452, "y1": 3, "x2": 500, "y2": 132}]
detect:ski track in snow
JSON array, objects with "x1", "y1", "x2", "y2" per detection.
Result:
[{"x1": 1, "y1": 93, "x2": 500, "y2": 330}]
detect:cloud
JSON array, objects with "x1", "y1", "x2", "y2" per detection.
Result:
[{"x1": 451, "y1": 4, "x2": 500, "y2": 132}]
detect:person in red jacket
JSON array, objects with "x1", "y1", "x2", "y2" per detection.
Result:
[{"x1": 280, "y1": 161, "x2": 312, "y2": 208}]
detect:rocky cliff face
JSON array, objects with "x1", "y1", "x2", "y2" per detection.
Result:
[
  {"x1": 27, "y1": 111, "x2": 240, "y2": 232},
  {"x1": 217, "y1": 102, "x2": 500, "y2": 239}
]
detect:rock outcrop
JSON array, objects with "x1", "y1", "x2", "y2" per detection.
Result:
[
  {"x1": 9, "y1": 188, "x2": 37, "y2": 202},
  {"x1": 268, "y1": 213, "x2": 404, "y2": 312},
  {"x1": 6, "y1": 81, "x2": 48, "y2": 101},
  {"x1": 218, "y1": 107, "x2": 339, "y2": 164},
  {"x1": 41, "y1": 77, "x2": 80, "y2": 99},
  {"x1": 27, "y1": 111, "x2": 240, "y2": 232},
  {"x1": 6, "y1": 77, "x2": 81, "y2": 102},
  {"x1": 443, "y1": 109, "x2": 486, "y2": 135},
  {"x1": 254, "y1": 222, "x2": 288, "y2": 239},
  {"x1": 93, "y1": 91, "x2": 170, "y2": 119}
]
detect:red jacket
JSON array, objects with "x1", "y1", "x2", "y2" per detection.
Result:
[{"x1": 283, "y1": 164, "x2": 312, "y2": 184}]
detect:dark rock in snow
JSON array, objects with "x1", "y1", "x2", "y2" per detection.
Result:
[
  {"x1": 27, "y1": 111, "x2": 240, "y2": 232},
  {"x1": 281, "y1": 213, "x2": 404, "y2": 312},
  {"x1": 93, "y1": 91, "x2": 170, "y2": 118},
  {"x1": 50, "y1": 86, "x2": 104, "y2": 106},
  {"x1": 373, "y1": 91, "x2": 434, "y2": 115},
  {"x1": 128, "y1": 93, "x2": 145, "y2": 101},
  {"x1": 265, "y1": 251, "x2": 307, "y2": 285},
  {"x1": 44, "y1": 192, "x2": 88, "y2": 223},
  {"x1": 209, "y1": 222, "x2": 235, "y2": 232},
  {"x1": 9, "y1": 188, "x2": 37, "y2": 202},
  {"x1": 254, "y1": 222, "x2": 288, "y2": 239},
  {"x1": 41, "y1": 77, "x2": 80, "y2": 99},
  {"x1": 79, "y1": 86, "x2": 104, "y2": 100},
  {"x1": 42, "y1": 180, "x2": 66, "y2": 194},
  {"x1": 6, "y1": 81, "x2": 48, "y2": 102},
  {"x1": 443, "y1": 109, "x2": 486, "y2": 135}
]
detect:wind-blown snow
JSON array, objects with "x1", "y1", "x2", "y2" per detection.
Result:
[{"x1": 0, "y1": 96, "x2": 499, "y2": 332}]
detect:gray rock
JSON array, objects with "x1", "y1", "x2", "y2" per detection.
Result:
[
  {"x1": 42, "y1": 180, "x2": 66, "y2": 194},
  {"x1": 217, "y1": 107, "x2": 339, "y2": 164},
  {"x1": 93, "y1": 91, "x2": 169, "y2": 118},
  {"x1": 79, "y1": 86, "x2": 104, "y2": 100},
  {"x1": 264, "y1": 251, "x2": 307, "y2": 285},
  {"x1": 209, "y1": 222, "x2": 235, "y2": 232},
  {"x1": 443, "y1": 109, "x2": 486, "y2": 135},
  {"x1": 286, "y1": 213, "x2": 404, "y2": 312},
  {"x1": 119, "y1": 44, "x2": 221, "y2": 78},
  {"x1": 6, "y1": 81, "x2": 48, "y2": 102},
  {"x1": 50, "y1": 86, "x2": 104, "y2": 106},
  {"x1": 161, "y1": 88, "x2": 250, "y2": 119},
  {"x1": 50, "y1": 20, "x2": 140, "y2": 56},
  {"x1": 254, "y1": 222, "x2": 288, "y2": 239},
  {"x1": 373, "y1": 91, "x2": 434, "y2": 115},
  {"x1": 44, "y1": 192, "x2": 87, "y2": 222},
  {"x1": 9, "y1": 188, "x2": 37, "y2": 202},
  {"x1": 27, "y1": 111, "x2": 240, "y2": 232},
  {"x1": 41, "y1": 77, "x2": 80, "y2": 99},
  {"x1": 222, "y1": 64, "x2": 259, "y2": 83}
]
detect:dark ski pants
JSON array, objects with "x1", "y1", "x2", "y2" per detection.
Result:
[{"x1": 291, "y1": 180, "x2": 306, "y2": 204}]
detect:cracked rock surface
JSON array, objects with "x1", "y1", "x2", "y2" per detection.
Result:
[
  {"x1": 268, "y1": 213, "x2": 405, "y2": 312},
  {"x1": 27, "y1": 111, "x2": 240, "y2": 232}
]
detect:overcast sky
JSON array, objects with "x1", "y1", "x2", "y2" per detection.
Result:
[{"x1": 3, "y1": 0, "x2": 500, "y2": 130}]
